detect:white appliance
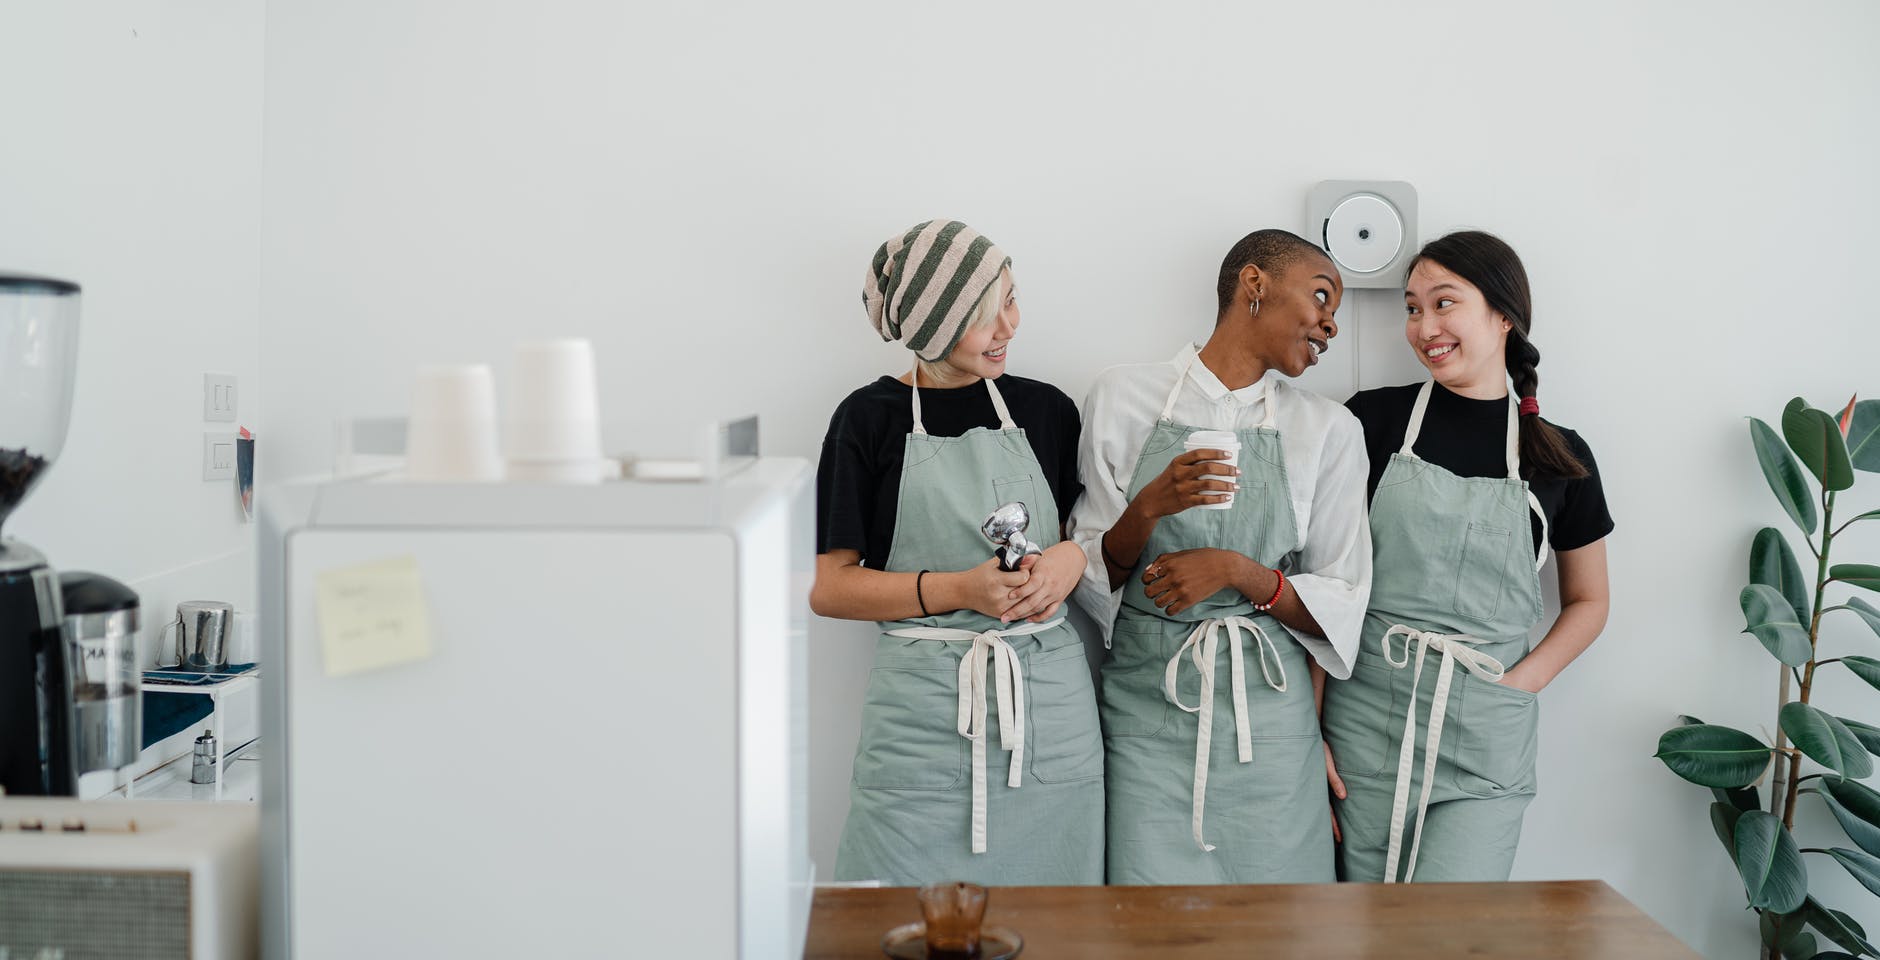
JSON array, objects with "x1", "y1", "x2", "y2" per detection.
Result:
[
  {"x1": 0, "y1": 798, "x2": 259, "y2": 959},
  {"x1": 258, "y1": 458, "x2": 813, "y2": 959}
]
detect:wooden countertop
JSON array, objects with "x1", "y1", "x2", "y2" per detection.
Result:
[{"x1": 806, "y1": 881, "x2": 1698, "y2": 958}]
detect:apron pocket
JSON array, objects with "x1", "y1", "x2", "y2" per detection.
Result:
[
  {"x1": 1244, "y1": 628, "x2": 1316, "y2": 739},
  {"x1": 1026, "y1": 642, "x2": 1104, "y2": 783},
  {"x1": 1322, "y1": 658, "x2": 1396, "y2": 779},
  {"x1": 1450, "y1": 673, "x2": 1539, "y2": 797},
  {"x1": 1452, "y1": 522, "x2": 1512, "y2": 622},
  {"x1": 852, "y1": 662, "x2": 969, "y2": 791},
  {"x1": 993, "y1": 475, "x2": 1039, "y2": 517},
  {"x1": 1100, "y1": 617, "x2": 1171, "y2": 739}
]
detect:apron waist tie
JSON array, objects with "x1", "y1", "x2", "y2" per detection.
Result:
[
  {"x1": 1379, "y1": 624, "x2": 1507, "y2": 882},
  {"x1": 884, "y1": 617, "x2": 1064, "y2": 854},
  {"x1": 1162, "y1": 616, "x2": 1288, "y2": 852}
]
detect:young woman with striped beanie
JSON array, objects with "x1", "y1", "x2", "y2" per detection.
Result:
[{"x1": 810, "y1": 220, "x2": 1103, "y2": 886}]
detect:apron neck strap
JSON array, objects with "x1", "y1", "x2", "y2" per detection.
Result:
[
  {"x1": 1161, "y1": 352, "x2": 1276, "y2": 430},
  {"x1": 1399, "y1": 380, "x2": 1436, "y2": 457},
  {"x1": 1158, "y1": 355, "x2": 1192, "y2": 422},
  {"x1": 909, "y1": 358, "x2": 1016, "y2": 435},
  {"x1": 1400, "y1": 379, "x2": 1520, "y2": 482},
  {"x1": 984, "y1": 376, "x2": 1017, "y2": 431}
]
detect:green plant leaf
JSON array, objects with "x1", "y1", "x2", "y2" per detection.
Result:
[
  {"x1": 1815, "y1": 780, "x2": 1880, "y2": 857},
  {"x1": 1846, "y1": 598, "x2": 1880, "y2": 639},
  {"x1": 1735, "y1": 810, "x2": 1809, "y2": 912},
  {"x1": 1843, "y1": 509, "x2": 1880, "y2": 529},
  {"x1": 1752, "y1": 417, "x2": 1819, "y2": 535},
  {"x1": 1656, "y1": 724, "x2": 1773, "y2": 788},
  {"x1": 1842, "y1": 657, "x2": 1880, "y2": 694},
  {"x1": 1848, "y1": 399, "x2": 1880, "y2": 473},
  {"x1": 1744, "y1": 584, "x2": 1816, "y2": 667},
  {"x1": 1752, "y1": 527, "x2": 1813, "y2": 626},
  {"x1": 1806, "y1": 897, "x2": 1878, "y2": 958},
  {"x1": 1682, "y1": 716, "x2": 1763, "y2": 809},
  {"x1": 1833, "y1": 565, "x2": 1880, "y2": 594},
  {"x1": 1783, "y1": 930, "x2": 1819, "y2": 960},
  {"x1": 1825, "y1": 847, "x2": 1880, "y2": 898},
  {"x1": 1711, "y1": 802, "x2": 1744, "y2": 869},
  {"x1": 1782, "y1": 702, "x2": 1875, "y2": 780},
  {"x1": 1785, "y1": 397, "x2": 1856, "y2": 492},
  {"x1": 1842, "y1": 717, "x2": 1880, "y2": 757}
]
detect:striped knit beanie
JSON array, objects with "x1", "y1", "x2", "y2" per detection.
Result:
[{"x1": 863, "y1": 220, "x2": 1011, "y2": 362}]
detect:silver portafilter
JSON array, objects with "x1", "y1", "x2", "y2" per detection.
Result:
[{"x1": 982, "y1": 501, "x2": 1044, "y2": 572}]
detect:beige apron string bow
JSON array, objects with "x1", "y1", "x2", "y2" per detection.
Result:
[
  {"x1": 1379, "y1": 624, "x2": 1507, "y2": 882},
  {"x1": 884, "y1": 617, "x2": 1063, "y2": 854},
  {"x1": 1162, "y1": 616, "x2": 1288, "y2": 852}
]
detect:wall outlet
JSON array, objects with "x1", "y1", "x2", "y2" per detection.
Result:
[
  {"x1": 203, "y1": 432, "x2": 237, "y2": 480},
  {"x1": 204, "y1": 373, "x2": 238, "y2": 422}
]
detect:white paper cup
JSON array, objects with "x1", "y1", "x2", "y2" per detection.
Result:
[
  {"x1": 406, "y1": 364, "x2": 501, "y2": 482},
  {"x1": 1182, "y1": 429, "x2": 1240, "y2": 510},
  {"x1": 505, "y1": 338, "x2": 603, "y2": 463}
]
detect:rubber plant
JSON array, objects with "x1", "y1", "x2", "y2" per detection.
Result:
[{"x1": 1655, "y1": 395, "x2": 1880, "y2": 958}]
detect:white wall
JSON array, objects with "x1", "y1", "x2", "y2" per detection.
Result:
[
  {"x1": 0, "y1": 3, "x2": 266, "y2": 790},
  {"x1": 256, "y1": 3, "x2": 1880, "y2": 955}
]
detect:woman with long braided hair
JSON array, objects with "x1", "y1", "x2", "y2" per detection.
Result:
[{"x1": 1322, "y1": 230, "x2": 1613, "y2": 882}]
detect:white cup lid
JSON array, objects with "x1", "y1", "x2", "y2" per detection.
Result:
[{"x1": 1184, "y1": 429, "x2": 1239, "y2": 447}]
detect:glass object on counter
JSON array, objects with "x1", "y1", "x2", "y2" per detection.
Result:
[
  {"x1": 58, "y1": 572, "x2": 143, "y2": 774},
  {"x1": 0, "y1": 273, "x2": 80, "y2": 538}
]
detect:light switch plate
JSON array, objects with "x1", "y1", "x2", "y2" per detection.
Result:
[
  {"x1": 204, "y1": 373, "x2": 238, "y2": 422},
  {"x1": 203, "y1": 432, "x2": 237, "y2": 480}
]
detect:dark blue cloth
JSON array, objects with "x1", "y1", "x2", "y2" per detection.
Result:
[{"x1": 140, "y1": 662, "x2": 258, "y2": 748}]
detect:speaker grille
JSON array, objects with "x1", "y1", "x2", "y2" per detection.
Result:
[{"x1": 0, "y1": 870, "x2": 190, "y2": 959}]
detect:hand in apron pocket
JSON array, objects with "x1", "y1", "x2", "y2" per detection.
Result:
[{"x1": 1451, "y1": 673, "x2": 1539, "y2": 797}]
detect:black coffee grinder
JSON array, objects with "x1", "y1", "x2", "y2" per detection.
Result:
[{"x1": 0, "y1": 272, "x2": 83, "y2": 796}]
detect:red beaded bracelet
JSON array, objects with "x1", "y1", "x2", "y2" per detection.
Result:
[{"x1": 1252, "y1": 568, "x2": 1286, "y2": 612}]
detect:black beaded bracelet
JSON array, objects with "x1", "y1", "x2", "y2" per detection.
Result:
[{"x1": 916, "y1": 569, "x2": 932, "y2": 617}]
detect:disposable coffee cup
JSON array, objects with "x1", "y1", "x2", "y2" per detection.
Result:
[
  {"x1": 406, "y1": 364, "x2": 501, "y2": 482},
  {"x1": 1182, "y1": 430, "x2": 1240, "y2": 511}
]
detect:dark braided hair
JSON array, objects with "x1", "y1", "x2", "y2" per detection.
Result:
[
  {"x1": 1215, "y1": 228, "x2": 1326, "y2": 322},
  {"x1": 1409, "y1": 231, "x2": 1588, "y2": 480}
]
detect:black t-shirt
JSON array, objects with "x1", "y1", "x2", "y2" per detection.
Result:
[
  {"x1": 1344, "y1": 382, "x2": 1614, "y2": 553},
  {"x1": 816, "y1": 374, "x2": 1083, "y2": 567}
]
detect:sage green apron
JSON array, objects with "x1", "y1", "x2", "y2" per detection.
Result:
[
  {"x1": 833, "y1": 369, "x2": 1104, "y2": 886},
  {"x1": 1322, "y1": 380, "x2": 1548, "y2": 883},
  {"x1": 1102, "y1": 361, "x2": 1333, "y2": 885}
]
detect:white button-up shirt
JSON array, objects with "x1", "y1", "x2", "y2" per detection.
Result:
[{"x1": 1067, "y1": 343, "x2": 1372, "y2": 678}]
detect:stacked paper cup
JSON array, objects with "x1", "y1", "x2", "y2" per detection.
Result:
[
  {"x1": 1182, "y1": 429, "x2": 1240, "y2": 510},
  {"x1": 404, "y1": 364, "x2": 503, "y2": 482},
  {"x1": 503, "y1": 338, "x2": 609, "y2": 483}
]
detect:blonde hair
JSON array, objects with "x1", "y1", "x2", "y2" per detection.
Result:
[{"x1": 915, "y1": 268, "x2": 1009, "y2": 386}]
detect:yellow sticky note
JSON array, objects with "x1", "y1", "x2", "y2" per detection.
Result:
[{"x1": 315, "y1": 555, "x2": 434, "y2": 678}]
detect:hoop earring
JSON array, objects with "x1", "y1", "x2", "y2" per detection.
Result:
[{"x1": 1250, "y1": 298, "x2": 1261, "y2": 317}]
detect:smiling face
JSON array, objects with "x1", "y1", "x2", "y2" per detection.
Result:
[
  {"x1": 1404, "y1": 258, "x2": 1511, "y2": 393},
  {"x1": 1248, "y1": 252, "x2": 1343, "y2": 378},
  {"x1": 939, "y1": 269, "x2": 1019, "y2": 381}
]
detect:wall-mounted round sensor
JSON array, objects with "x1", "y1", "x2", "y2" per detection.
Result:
[{"x1": 1325, "y1": 194, "x2": 1403, "y2": 274}]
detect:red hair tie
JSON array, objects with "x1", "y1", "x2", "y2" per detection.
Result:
[{"x1": 1518, "y1": 396, "x2": 1541, "y2": 417}]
